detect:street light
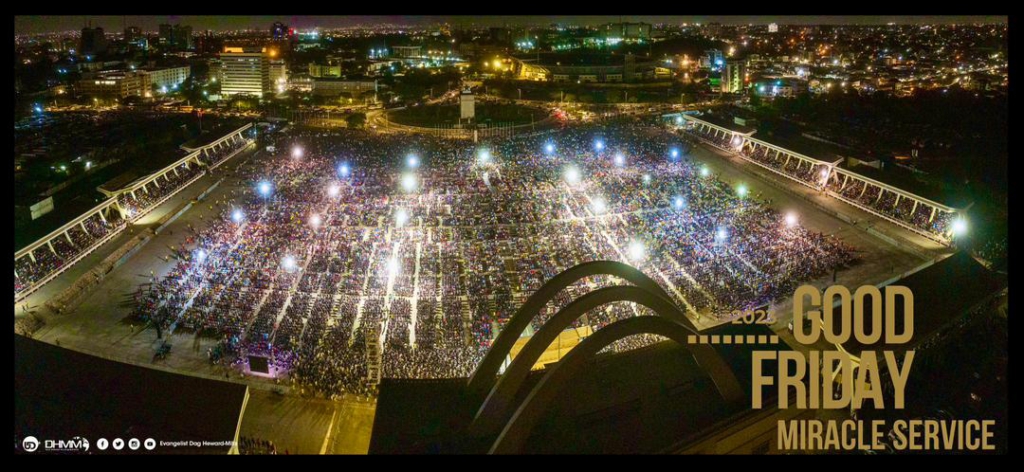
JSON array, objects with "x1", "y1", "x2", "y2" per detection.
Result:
[
  {"x1": 328, "y1": 183, "x2": 341, "y2": 197},
  {"x1": 292, "y1": 146, "x2": 303, "y2": 158},
  {"x1": 309, "y1": 214, "x2": 322, "y2": 228},
  {"x1": 545, "y1": 143, "x2": 555, "y2": 154},
  {"x1": 282, "y1": 255, "x2": 297, "y2": 271},
  {"x1": 737, "y1": 184, "x2": 748, "y2": 198},
  {"x1": 700, "y1": 166, "x2": 710, "y2": 177},
  {"x1": 395, "y1": 208, "x2": 409, "y2": 227}
]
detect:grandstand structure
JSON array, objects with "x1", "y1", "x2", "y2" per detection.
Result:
[
  {"x1": 14, "y1": 123, "x2": 255, "y2": 303},
  {"x1": 676, "y1": 114, "x2": 961, "y2": 245}
]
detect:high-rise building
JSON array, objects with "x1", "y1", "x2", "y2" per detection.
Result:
[
  {"x1": 704, "y1": 49, "x2": 724, "y2": 69},
  {"x1": 159, "y1": 24, "x2": 194, "y2": 51},
  {"x1": 271, "y1": 22, "x2": 289, "y2": 40},
  {"x1": 159, "y1": 24, "x2": 174, "y2": 45},
  {"x1": 124, "y1": 26, "x2": 141, "y2": 42},
  {"x1": 722, "y1": 58, "x2": 746, "y2": 93},
  {"x1": 268, "y1": 59, "x2": 287, "y2": 93},
  {"x1": 220, "y1": 46, "x2": 269, "y2": 97},
  {"x1": 80, "y1": 26, "x2": 108, "y2": 55},
  {"x1": 603, "y1": 22, "x2": 651, "y2": 42}
]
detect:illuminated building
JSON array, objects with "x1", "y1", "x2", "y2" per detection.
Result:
[{"x1": 220, "y1": 46, "x2": 270, "y2": 97}]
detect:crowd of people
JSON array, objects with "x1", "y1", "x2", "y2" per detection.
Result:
[
  {"x1": 681, "y1": 123, "x2": 956, "y2": 236},
  {"x1": 129, "y1": 121, "x2": 857, "y2": 398},
  {"x1": 14, "y1": 136, "x2": 250, "y2": 299}
]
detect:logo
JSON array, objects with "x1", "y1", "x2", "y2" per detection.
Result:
[
  {"x1": 22, "y1": 436, "x2": 39, "y2": 452},
  {"x1": 43, "y1": 436, "x2": 89, "y2": 452},
  {"x1": 112, "y1": 438, "x2": 124, "y2": 450},
  {"x1": 128, "y1": 438, "x2": 140, "y2": 450},
  {"x1": 144, "y1": 438, "x2": 156, "y2": 450},
  {"x1": 96, "y1": 438, "x2": 109, "y2": 450}
]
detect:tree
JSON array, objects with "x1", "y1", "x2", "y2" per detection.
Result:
[{"x1": 346, "y1": 112, "x2": 367, "y2": 129}]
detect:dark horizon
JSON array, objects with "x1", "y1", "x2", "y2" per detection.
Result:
[{"x1": 15, "y1": 15, "x2": 1007, "y2": 35}]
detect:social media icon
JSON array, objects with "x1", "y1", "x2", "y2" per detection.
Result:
[
  {"x1": 144, "y1": 438, "x2": 156, "y2": 450},
  {"x1": 22, "y1": 436, "x2": 39, "y2": 452},
  {"x1": 112, "y1": 438, "x2": 124, "y2": 450},
  {"x1": 97, "y1": 438, "x2": 109, "y2": 450},
  {"x1": 128, "y1": 438, "x2": 140, "y2": 450}
]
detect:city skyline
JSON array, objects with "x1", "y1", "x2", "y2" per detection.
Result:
[{"x1": 16, "y1": 15, "x2": 1008, "y2": 35}]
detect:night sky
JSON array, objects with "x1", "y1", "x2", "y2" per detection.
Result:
[{"x1": 15, "y1": 15, "x2": 1007, "y2": 35}]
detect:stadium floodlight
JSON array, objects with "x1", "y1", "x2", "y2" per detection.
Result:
[
  {"x1": 821, "y1": 168, "x2": 829, "y2": 179},
  {"x1": 732, "y1": 136, "x2": 743, "y2": 148},
  {"x1": 627, "y1": 240, "x2": 646, "y2": 262},
  {"x1": 614, "y1": 153, "x2": 625, "y2": 167},
  {"x1": 407, "y1": 154, "x2": 420, "y2": 168},
  {"x1": 292, "y1": 146, "x2": 303, "y2": 158},
  {"x1": 700, "y1": 166, "x2": 710, "y2": 177},
  {"x1": 670, "y1": 148, "x2": 680, "y2": 159},
  {"x1": 282, "y1": 255, "x2": 297, "y2": 271},
  {"x1": 674, "y1": 196, "x2": 686, "y2": 210},
  {"x1": 675, "y1": 116, "x2": 683, "y2": 125},
  {"x1": 594, "y1": 139, "x2": 604, "y2": 151},
  {"x1": 564, "y1": 166, "x2": 581, "y2": 184},
  {"x1": 642, "y1": 173, "x2": 652, "y2": 184},
  {"x1": 785, "y1": 212, "x2": 798, "y2": 228},
  {"x1": 478, "y1": 149, "x2": 491, "y2": 164},
  {"x1": 310, "y1": 214, "x2": 322, "y2": 228},
  {"x1": 952, "y1": 218, "x2": 968, "y2": 237},
  {"x1": 196, "y1": 249, "x2": 207, "y2": 261},
  {"x1": 396, "y1": 208, "x2": 409, "y2": 227},
  {"x1": 591, "y1": 197, "x2": 608, "y2": 214},
  {"x1": 328, "y1": 183, "x2": 341, "y2": 197},
  {"x1": 737, "y1": 184, "x2": 748, "y2": 197},
  {"x1": 258, "y1": 181, "x2": 272, "y2": 197},
  {"x1": 339, "y1": 163, "x2": 351, "y2": 177},
  {"x1": 716, "y1": 227, "x2": 728, "y2": 242},
  {"x1": 231, "y1": 209, "x2": 244, "y2": 223},
  {"x1": 545, "y1": 143, "x2": 555, "y2": 154},
  {"x1": 401, "y1": 173, "x2": 417, "y2": 192}
]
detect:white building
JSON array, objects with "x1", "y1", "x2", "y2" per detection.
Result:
[
  {"x1": 141, "y1": 65, "x2": 191, "y2": 90},
  {"x1": 220, "y1": 47, "x2": 268, "y2": 97}
]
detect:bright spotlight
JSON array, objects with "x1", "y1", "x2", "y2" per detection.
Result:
[
  {"x1": 737, "y1": 184, "x2": 748, "y2": 197},
  {"x1": 715, "y1": 227, "x2": 728, "y2": 242},
  {"x1": 673, "y1": 196, "x2": 686, "y2": 210},
  {"x1": 627, "y1": 240, "x2": 646, "y2": 262},
  {"x1": 478, "y1": 149, "x2": 492, "y2": 165},
  {"x1": 785, "y1": 212, "x2": 798, "y2": 227},
  {"x1": 401, "y1": 173, "x2": 417, "y2": 192},
  {"x1": 675, "y1": 116, "x2": 683, "y2": 124},
  {"x1": 338, "y1": 163, "x2": 351, "y2": 177},
  {"x1": 614, "y1": 153, "x2": 625, "y2": 167},
  {"x1": 310, "y1": 214, "x2": 322, "y2": 228},
  {"x1": 564, "y1": 166, "x2": 581, "y2": 184},
  {"x1": 820, "y1": 168, "x2": 829, "y2": 179},
  {"x1": 594, "y1": 140, "x2": 604, "y2": 151},
  {"x1": 591, "y1": 197, "x2": 607, "y2": 214},
  {"x1": 395, "y1": 208, "x2": 409, "y2": 227},
  {"x1": 258, "y1": 181, "x2": 272, "y2": 197},
  {"x1": 700, "y1": 166, "x2": 710, "y2": 177},
  {"x1": 642, "y1": 174, "x2": 652, "y2": 184},
  {"x1": 407, "y1": 154, "x2": 420, "y2": 168},
  {"x1": 952, "y1": 218, "x2": 968, "y2": 237},
  {"x1": 196, "y1": 249, "x2": 207, "y2": 261},
  {"x1": 292, "y1": 146, "x2": 303, "y2": 158},
  {"x1": 545, "y1": 143, "x2": 555, "y2": 154},
  {"x1": 328, "y1": 183, "x2": 341, "y2": 197},
  {"x1": 231, "y1": 209, "x2": 244, "y2": 223},
  {"x1": 387, "y1": 257, "x2": 400, "y2": 276},
  {"x1": 670, "y1": 148, "x2": 680, "y2": 159},
  {"x1": 282, "y1": 255, "x2": 297, "y2": 271}
]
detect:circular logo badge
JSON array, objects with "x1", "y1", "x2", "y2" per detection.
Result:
[
  {"x1": 144, "y1": 438, "x2": 156, "y2": 450},
  {"x1": 128, "y1": 438, "x2": 140, "y2": 450},
  {"x1": 112, "y1": 438, "x2": 124, "y2": 450},
  {"x1": 97, "y1": 438, "x2": 109, "y2": 450},
  {"x1": 22, "y1": 436, "x2": 39, "y2": 452}
]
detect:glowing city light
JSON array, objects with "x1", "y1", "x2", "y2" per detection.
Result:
[
  {"x1": 564, "y1": 166, "x2": 581, "y2": 184},
  {"x1": 401, "y1": 173, "x2": 417, "y2": 192},
  {"x1": 387, "y1": 257, "x2": 401, "y2": 276},
  {"x1": 396, "y1": 208, "x2": 409, "y2": 227},
  {"x1": 407, "y1": 154, "x2": 420, "y2": 168},
  {"x1": 675, "y1": 116, "x2": 683, "y2": 124},
  {"x1": 952, "y1": 218, "x2": 968, "y2": 237},
  {"x1": 258, "y1": 181, "x2": 272, "y2": 197},
  {"x1": 732, "y1": 136, "x2": 743, "y2": 147},
  {"x1": 614, "y1": 153, "x2": 625, "y2": 167},
  {"x1": 196, "y1": 249, "x2": 207, "y2": 261},
  {"x1": 785, "y1": 212, "x2": 798, "y2": 228},
  {"x1": 627, "y1": 240, "x2": 646, "y2": 262},
  {"x1": 282, "y1": 255, "x2": 297, "y2": 271},
  {"x1": 478, "y1": 149, "x2": 491, "y2": 164},
  {"x1": 670, "y1": 148, "x2": 680, "y2": 159},
  {"x1": 231, "y1": 209, "x2": 244, "y2": 223}
]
